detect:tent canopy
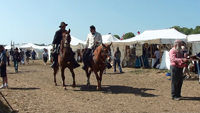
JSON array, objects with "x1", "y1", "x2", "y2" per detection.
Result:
[
  {"x1": 71, "y1": 36, "x2": 86, "y2": 46},
  {"x1": 113, "y1": 28, "x2": 187, "y2": 45},
  {"x1": 187, "y1": 34, "x2": 200, "y2": 42},
  {"x1": 102, "y1": 34, "x2": 119, "y2": 44}
]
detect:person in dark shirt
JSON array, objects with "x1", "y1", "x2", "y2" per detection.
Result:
[
  {"x1": 31, "y1": 50, "x2": 36, "y2": 63},
  {"x1": 0, "y1": 45, "x2": 8, "y2": 88},
  {"x1": 114, "y1": 47, "x2": 123, "y2": 73},
  {"x1": 13, "y1": 48, "x2": 20, "y2": 73},
  {"x1": 25, "y1": 49, "x2": 31, "y2": 64},
  {"x1": 51, "y1": 22, "x2": 80, "y2": 68}
]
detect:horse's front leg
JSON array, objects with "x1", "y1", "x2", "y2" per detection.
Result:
[
  {"x1": 69, "y1": 68, "x2": 76, "y2": 88},
  {"x1": 61, "y1": 67, "x2": 66, "y2": 89},
  {"x1": 86, "y1": 67, "x2": 92, "y2": 86},
  {"x1": 53, "y1": 67, "x2": 59, "y2": 86},
  {"x1": 93, "y1": 70, "x2": 100, "y2": 90},
  {"x1": 99, "y1": 67, "x2": 105, "y2": 88}
]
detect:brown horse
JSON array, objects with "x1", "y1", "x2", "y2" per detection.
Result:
[
  {"x1": 53, "y1": 29, "x2": 76, "y2": 89},
  {"x1": 85, "y1": 43, "x2": 112, "y2": 90}
]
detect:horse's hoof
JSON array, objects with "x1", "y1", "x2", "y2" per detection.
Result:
[
  {"x1": 97, "y1": 87, "x2": 101, "y2": 91},
  {"x1": 87, "y1": 83, "x2": 90, "y2": 86},
  {"x1": 72, "y1": 84, "x2": 76, "y2": 88},
  {"x1": 63, "y1": 87, "x2": 67, "y2": 90},
  {"x1": 55, "y1": 83, "x2": 57, "y2": 86}
]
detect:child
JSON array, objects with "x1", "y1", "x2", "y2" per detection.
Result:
[{"x1": 183, "y1": 53, "x2": 191, "y2": 79}]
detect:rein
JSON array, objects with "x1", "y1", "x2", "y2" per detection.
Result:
[{"x1": 93, "y1": 46, "x2": 110, "y2": 65}]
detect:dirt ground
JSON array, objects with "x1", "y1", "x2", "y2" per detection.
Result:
[{"x1": 1, "y1": 60, "x2": 200, "y2": 113}]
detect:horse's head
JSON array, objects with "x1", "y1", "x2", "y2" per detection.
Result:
[
  {"x1": 101, "y1": 43, "x2": 112, "y2": 63},
  {"x1": 62, "y1": 29, "x2": 71, "y2": 48}
]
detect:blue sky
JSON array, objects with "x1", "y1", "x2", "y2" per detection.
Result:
[{"x1": 0, "y1": 0, "x2": 199, "y2": 45}]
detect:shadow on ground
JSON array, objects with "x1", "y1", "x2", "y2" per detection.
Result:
[
  {"x1": 9, "y1": 87, "x2": 40, "y2": 90},
  {"x1": 0, "y1": 99, "x2": 11, "y2": 113},
  {"x1": 181, "y1": 97, "x2": 200, "y2": 101},
  {"x1": 74, "y1": 85, "x2": 157, "y2": 97}
]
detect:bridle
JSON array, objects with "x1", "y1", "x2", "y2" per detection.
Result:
[
  {"x1": 60, "y1": 34, "x2": 71, "y2": 60},
  {"x1": 95, "y1": 45, "x2": 111, "y2": 64}
]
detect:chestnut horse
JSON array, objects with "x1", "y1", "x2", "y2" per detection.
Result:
[
  {"x1": 85, "y1": 43, "x2": 112, "y2": 90},
  {"x1": 53, "y1": 29, "x2": 76, "y2": 89}
]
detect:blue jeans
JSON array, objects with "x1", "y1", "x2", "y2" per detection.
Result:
[
  {"x1": 13, "y1": 60, "x2": 18, "y2": 72},
  {"x1": 20, "y1": 57, "x2": 25, "y2": 64},
  {"x1": 83, "y1": 49, "x2": 92, "y2": 67},
  {"x1": 196, "y1": 60, "x2": 200, "y2": 82},
  {"x1": 114, "y1": 59, "x2": 122, "y2": 72}
]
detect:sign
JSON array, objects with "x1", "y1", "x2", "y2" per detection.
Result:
[{"x1": 136, "y1": 43, "x2": 143, "y2": 56}]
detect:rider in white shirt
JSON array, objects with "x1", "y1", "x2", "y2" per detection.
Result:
[{"x1": 82, "y1": 25, "x2": 102, "y2": 70}]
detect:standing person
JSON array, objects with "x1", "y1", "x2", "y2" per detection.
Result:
[
  {"x1": 20, "y1": 49, "x2": 25, "y2": 65},
  {"x1": 169, "y1": 40, "x2": 187, "y2": 101},
  {"x1": 114, "y1": 47, "x2": 123, "y2": 73},
  {"x1": 25, "y1": 49, "x2": 31, "y2": 64},
  {"x1": 183, "y1": 53, "x2": 191, "y2": 79},
  {"x1": 153, "y1": 48, "x2": 160, "y2": 68},
  {"x1": 43, "y1": 49, "x2": 48, "y2": 65},
  {"x1": 31, "y1": 50, "x2": 36, "y2": 63},
  {"x1": 51, "y1": 21, "x2": 79, "y2": 68},
  {"x1": 0, "y1": 45, "x2": 8, "y2": 88},
  {"x1": 9, "y1": 48, "x2": 14, "y2": 64},
  {"x1": 13, "y1": 48, "x2": 20, "y2": 73},
  {"x1": 5, "y1": 49, "x2": 10, "y2": 66}
]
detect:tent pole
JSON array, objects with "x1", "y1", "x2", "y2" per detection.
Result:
[{"x1": 150, "y1": 44, "x2": 152, "y2": 68}]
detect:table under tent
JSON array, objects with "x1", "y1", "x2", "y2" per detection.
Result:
[
  {"x1": 187, "y1": 34, "x2": 200, "y2": 83},
  {"x1": 112, "y1": 28, "x2": 187, "y2": 69}
]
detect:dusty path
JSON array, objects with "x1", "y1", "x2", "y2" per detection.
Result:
[{"x1": 0, "y1": 60, "x2": 200, "y2": 113}]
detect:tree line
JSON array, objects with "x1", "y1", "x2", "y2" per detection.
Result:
[{"x1": 114, "y1": 26, "x2": 200, "y2": 40}]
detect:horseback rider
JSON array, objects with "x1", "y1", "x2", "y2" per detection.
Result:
[
  {"x1": 51, "y1": 22, "x2": 80, "y2": 68},
  {"x1": 82, "y1": 25, "x2": 112, "y2": 70}
]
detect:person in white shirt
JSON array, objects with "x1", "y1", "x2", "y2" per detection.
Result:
[
  {"x1": 43, "y1": 49, "x2": 48, "y2": 65},
  {"x1": 82, "y1": 25, "x2": 102, "y2": 70}
]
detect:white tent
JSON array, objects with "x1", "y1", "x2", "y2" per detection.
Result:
[
  {"x1": 113, "y1": 28, "x2": 187, "y2": 45},
  {"x1": 187, "y1": 34, "x2": 200, "y2": 42},
  {"x1": 187, "y1": 34, "x2": 200, "y2": 54},
  {"x1": 102, "y1": 34, "x2": 119, "y2": 44},
  {"x1": 159, "y1": 51, "x2": 170, "y2": 70}
]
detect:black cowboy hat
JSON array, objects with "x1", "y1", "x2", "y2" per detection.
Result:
[
  {"x1": 59, "y1": 22, "x2": 68, "y2": 27},
  {"x1": 90, "y1": 25, "x2": 95, "y2": 29}
]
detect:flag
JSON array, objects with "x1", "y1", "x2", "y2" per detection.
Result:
[
  {"x1": 137, "y1": 31, "x2": 140, "y2": 35},
  {"x1": 120, "y1": 33, "x2": 125, "y2": 40}
]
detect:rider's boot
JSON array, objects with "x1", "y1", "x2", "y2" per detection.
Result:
[
  {"x1": 51, "y1": 51, "x2": 58, "y2": 68},
  {"x1": 105, "y1": 61, "x2": 112, "y2": 69},
  {"x1": 73, "y1": 58, "x2": 80, "y2": 69},
  {"x1": 69, "y1": 48, "x2": 80, "y2": 69}
]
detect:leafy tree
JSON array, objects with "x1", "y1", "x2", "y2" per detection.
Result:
[
  {"x1": 170, "y1": 26, "x2": 200, "y2": 35},
  {"x1": 114, "y1": 35, "x2": 120, "y2": 39},
  {"x1": 191, "y1": 26, "x2": 200, "y2": 34},
  {"x1": 123, "y1": 32, "x2": 135, "y2": 40}
]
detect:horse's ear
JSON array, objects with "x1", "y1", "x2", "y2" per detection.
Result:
[
  {"x1": 102, "y1": 43, "x2": 106, "y2": 47},
  {"x1": 68, "y1": 29, "x2": 71, "y2": 34}
]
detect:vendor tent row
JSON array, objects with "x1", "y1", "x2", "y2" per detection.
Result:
[
  {"x1": 4, "y1": 28, "x2": 200, "y2": 69},
  {"x1": 4, "y1": 34, "x2": 119, "y2": 60}
]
